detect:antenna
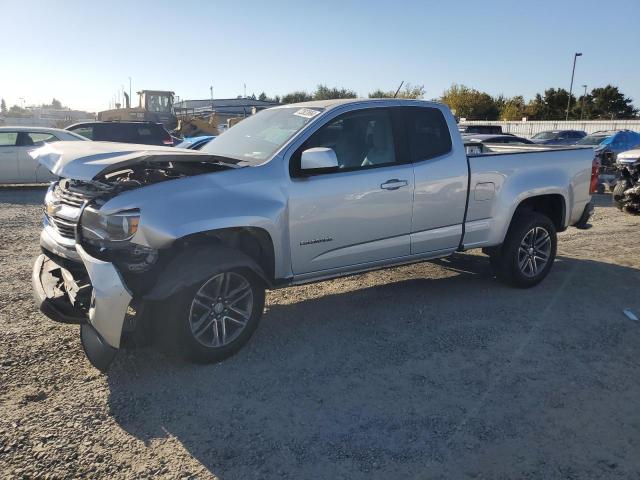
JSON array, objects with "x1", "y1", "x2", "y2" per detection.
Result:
[{"x1": 393, "y1": 81, "x2": 404, "y2": 98}]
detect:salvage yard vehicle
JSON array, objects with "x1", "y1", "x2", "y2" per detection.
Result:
[
  {"x1": 577, "y1": 130, "x2": 640, "y2": 169},
  {"x1": 461, "y1": 133, "x2": 534, "y2": 145},
  {"x1": 0, "y1": 126, "x2": 87, "y2": 184},
  {"x1": 66, "y1": 121, "x2": 174, "y2": 146},
  {"x1": 613, "y1": 148, "x2": 640, "y2": 214},
  {"x1": 531, "y1": 130, "x2": 586, "y2": 145},
  {"x1": 31, "y1": 99, "x2": 597, "y2": 372},
  {"x1": 174, "y1": 135, "x2": 216, "y2": 150}
]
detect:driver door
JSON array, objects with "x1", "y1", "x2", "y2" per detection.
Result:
[{"x1": 287, "y1": 107, "x2": 414, "y2": 276}]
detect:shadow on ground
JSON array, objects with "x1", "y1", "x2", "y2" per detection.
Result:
[
  {"x1": 106, "y1": 253, "x2": 640, "y2": 479},
  {"x1": 0, "y1": 186, "x2": 47, "y2": 205}
]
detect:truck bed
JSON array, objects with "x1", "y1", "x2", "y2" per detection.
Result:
[{"x1": 461, "y1": 144, "x2": 595, "y2": 249}]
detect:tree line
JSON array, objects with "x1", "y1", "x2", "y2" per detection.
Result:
[
  {"x1": 441, "y1": 84, "x2": 637, "y2": 121},
  {"x1": 255, "y1": 83, "x2": 426, "y2": 105},
  {"x1": 0, "y1": 98, "x2": 64, "y2": 117},
  {"x1": 3, "y1": 86, "x2": 637, "y2": 121},
  {"x1": 255, "y1": 83, "x2": 638, "y2": 121}
]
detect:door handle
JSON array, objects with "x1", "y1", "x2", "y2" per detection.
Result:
[{"x1": 380, "y1": 179, "x2": 408, "y2": 190}]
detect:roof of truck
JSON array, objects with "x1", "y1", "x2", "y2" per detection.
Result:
[{"x1": 279, "y1": 98, "x2": 441, "y2": 110}]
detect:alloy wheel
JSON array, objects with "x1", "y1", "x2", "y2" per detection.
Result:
[
  {"x1": 517, "y1": 227, "x2": 551, "y2": 278},
  {"x1": 188, "y1": 272, "x2": 254, "y2": 348}
]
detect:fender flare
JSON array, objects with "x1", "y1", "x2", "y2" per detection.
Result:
[{"x1": 144, "y1": 244, "x2": 269, "y2": 301}]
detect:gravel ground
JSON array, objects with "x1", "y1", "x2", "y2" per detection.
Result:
[{"x1": 1, "y1": 188, "x2": 640, "y2": 479}]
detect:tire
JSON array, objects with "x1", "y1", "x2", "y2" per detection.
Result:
[
  {"x1": 612, "y1": 180, "x2": 630, "y2": 210},
  {"x1": 490, "y1": 212, "x2": 557, "y2": 288},
  {"x1": 162, "y1": 268, "x2": 265, "y2": 363}
]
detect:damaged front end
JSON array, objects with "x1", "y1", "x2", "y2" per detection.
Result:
[
  {"x1": 617, "y1": 184, "x2": 640, "y2": 215},
  {"x1": 32, "y1": 144, "x2": 238, "y2": 372}
]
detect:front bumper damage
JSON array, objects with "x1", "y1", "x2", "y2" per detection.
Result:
[{"x1": 33, "y1": 243, "x2": 132, "y2": 372}]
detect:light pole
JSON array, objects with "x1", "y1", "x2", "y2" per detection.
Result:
[
  {"x1": 566, "y1": 52, "x2": 582, "y2": 121},
  {"x1": 580, "y1": 84, "x2": 587, "y2": 121}
]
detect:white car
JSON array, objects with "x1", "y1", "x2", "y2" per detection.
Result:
[{"x1": 0, "y1": 126, "x2": 87, "y2": 184}]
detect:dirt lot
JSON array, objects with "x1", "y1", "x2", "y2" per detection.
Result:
[{"x1": 1, "y1": 188, "x2": 639, "y2": 479}]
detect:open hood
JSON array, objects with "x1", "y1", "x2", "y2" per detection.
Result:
[{"x1": 31, "y1": 141, "x2": 229, "y2": 181}]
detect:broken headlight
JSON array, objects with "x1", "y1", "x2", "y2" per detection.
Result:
[
  {"x1": 81, "y1": 207, "x2": 140, "y2": 242},
  {"x1": 80, "y1": 208, "x2": 158, "y2": 272}
]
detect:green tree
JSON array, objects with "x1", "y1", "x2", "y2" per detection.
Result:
[
  {"x1": 440, "y1": 84, "x2": 499, "y2": 120},
  {"x1": 571, "y1": 93, "x2": 595, "y2": 120},
  {"x1": 312, "y1": 84, "x2": 357, "y2": 100},
  {"x1": 0, "y1": 98, "x2": 6, "y2": 114},
  {"x1": 257, "y1": 92, "x2": 281, "y2": 103},
  {"x1": 500, "y1": 95, "x2": 526, "y2": 120},
  {"x1": 51, "y1": 98, "x2": 62, "y2": 109},
  {"x1": 281, "y1": 91, "x2": 313, "y2": 104},
  {"x1": 522, "y1": 88, "x2": 575, "y2": 120},
  {"x1": 524, "y1": 94, "x2": 546, "y2": 119},
  {"x1": 589, "y1": 85, "x2": 637, "y2": 119},
  {"x1": 368, "y1": 83, "x2": 425, "y2": 99},
  {"x1": 8, "y1": 105, "x2": 30, "y2": 117},
  {"x1": 543, "y1": 88, "x2": 575, "y2": 119}
]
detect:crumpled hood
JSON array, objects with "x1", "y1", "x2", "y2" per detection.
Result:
[{"x1": 31, "y1": 141, "x2": 210, "y2": 181}]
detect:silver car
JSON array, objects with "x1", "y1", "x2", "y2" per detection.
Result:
[{"x1": 0, "y1": 126, "x2": 86, "y2": 184}]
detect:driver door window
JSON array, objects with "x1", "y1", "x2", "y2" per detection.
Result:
[{"x1": 300, "y1": 109, "x2": 398, "y2": 171}]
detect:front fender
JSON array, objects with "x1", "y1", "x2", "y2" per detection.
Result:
[{"x1": 100, "y1": 161, "x2": 292, "y2": 279}]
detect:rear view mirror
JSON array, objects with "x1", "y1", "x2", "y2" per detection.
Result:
[{"x1": 300, "y1": 147, "x2": 339, "y2": 172}]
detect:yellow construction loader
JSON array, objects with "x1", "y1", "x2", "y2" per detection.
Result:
[
  {"x1": 174, "y1": 113, "x2": 221, "y2": 137},
  {"x1": 98, "y1": 90, "x2": 177, "y2": 130}
]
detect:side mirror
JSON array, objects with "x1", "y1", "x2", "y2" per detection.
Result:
[{"x1": 300, "y1": 147, "x2": 339, "y2": 172}]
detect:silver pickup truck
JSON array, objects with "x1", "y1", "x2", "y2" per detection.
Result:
[{"x1": 31, "y1": 99, "x2": 597, "y2": 371}]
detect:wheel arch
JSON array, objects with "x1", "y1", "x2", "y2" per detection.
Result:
[
  {"x1": 145, "y1": 227, "x2": 277, "y2": 301},
  {"x1": 512, "y1": 194, "x2": 566, "y2": 232}
]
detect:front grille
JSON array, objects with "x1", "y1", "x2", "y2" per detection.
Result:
[
  {"x1": 58, "y1": 188, "x2": 86, "y2": 208},
  {"x1": 49, "y1": 215, "x2": 77, "y2": 239},
  {"x1": 46, "y1": 180, "x2": 98, "y2": 241}
]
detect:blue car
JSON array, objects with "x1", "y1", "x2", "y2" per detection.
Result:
[
  {"x1": 174, "y1": 135, "x2": 216, "y2": 150},
  {"x1": 531, "y1": 130, "x2": 586, "y2": 145}
]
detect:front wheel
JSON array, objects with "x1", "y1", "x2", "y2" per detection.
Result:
[
  {"x1": 612, "y1": 180, "x2": 631, "y2": 210},
  {"x1": 165, "y1": 269, "x2": 265, "y2": 363},
  {"x1": 490, "y1": 212, "x2": 557, "y2": 288}
]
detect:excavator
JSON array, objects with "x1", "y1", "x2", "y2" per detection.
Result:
[{"x1": 98, "y1": 90, "x2": 178, "y2": 130}]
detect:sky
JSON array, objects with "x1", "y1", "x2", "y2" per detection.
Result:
[{"x1": 2, "y1": 0, "x2": 639, "y2": 113}]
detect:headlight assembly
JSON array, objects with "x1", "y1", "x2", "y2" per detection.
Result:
[
  {"x1": 80, "y1": 207, "x2": 159, "y2": 273},
  {"x1": 81, "y1": 208, "x2": 140, "y2": 242}
]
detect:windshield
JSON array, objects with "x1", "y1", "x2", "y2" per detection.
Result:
[
  {"x1": 532, "y1": 131, "x2": 557, "y2": 140},
  {"x1": 146, "y1": 94, "x2": 172, "y2": 113},
  {"x1": 200, "y1": 107, "x2": 323, "y2": 164},
  {"x1": 577, "y1": 134, "x2": 609, "y2": 145}
]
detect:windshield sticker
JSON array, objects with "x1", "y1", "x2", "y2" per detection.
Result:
[{"x1": 293, "y1": 108, "x2": 321, "y2": 119}]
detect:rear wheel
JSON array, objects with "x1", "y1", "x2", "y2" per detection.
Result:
[
  {"x1": 165, "y1": 269, "x2": 265, "y2": 363},
  {"x1": 490, "y1": 212, "x2": 557, "y2": 288}
]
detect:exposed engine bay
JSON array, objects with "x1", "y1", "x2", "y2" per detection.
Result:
[{"x1": 97, "y1": 159, "x2": 234, "y2": 194}]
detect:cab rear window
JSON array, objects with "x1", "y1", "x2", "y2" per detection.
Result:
[
  {"x1": 404, "y1": 107, "x2": 452, "y2": 162},
  {"x1": 0, "y1": 132, "x2": 18, "y2": 146}
]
